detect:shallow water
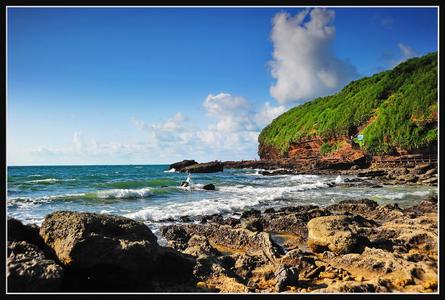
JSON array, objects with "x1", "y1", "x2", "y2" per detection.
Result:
[{"x1": 7, "y1": 165, "x2": 437, "y2": 230}]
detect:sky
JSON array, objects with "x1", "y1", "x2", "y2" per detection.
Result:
[{"x1": 7, "y1": 7, "x2": 438, "y2": 165}]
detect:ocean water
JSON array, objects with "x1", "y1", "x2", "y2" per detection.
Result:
[{"x1": 7, "y1": 165, "x2": 437, "y2": 232}]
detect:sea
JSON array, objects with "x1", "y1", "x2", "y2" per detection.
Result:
[{"x1": 7, "y1": 165, "x2": 437, "y2": 241}]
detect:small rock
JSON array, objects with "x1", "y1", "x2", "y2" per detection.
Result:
[
  {"x1": 319, "y1": 271, "x2": 337, "y2": 279},
  {"x1": 202, "y1": 184, "x2": 215, "y2": 190},
  {"x1": 274, "y1": 265, "x2": 299, "y2": 292}
]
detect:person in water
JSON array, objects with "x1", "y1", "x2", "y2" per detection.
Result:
[{"x1": 181, "y1": 172, "x2": 192, "y2": 188}]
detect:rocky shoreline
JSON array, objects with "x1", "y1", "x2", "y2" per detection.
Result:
[
  {"x1": 222, "y1": 160, "x2": 437, "y2": 186},
  {"x1": 8, "y1": 194, "x2": 438, "y2": 293},
  {"x1": 167, "y1": 156, "x2": 437, "y2": 187}
]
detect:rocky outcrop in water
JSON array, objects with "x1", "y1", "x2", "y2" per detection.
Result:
[
  {"x1": 169, "y1": 160, "x2": 224, "y2": 173},
  {"x1": 180, "y1": 161, "x2": 223, "y2": 173},
  {"x1": 169, "y1": 160, "x2": 198, "y2": 171}
]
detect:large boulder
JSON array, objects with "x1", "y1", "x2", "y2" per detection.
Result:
[
  {"x1": 307, "y1": 215, "x2": 370, "y2": 254},
  {"x1": 7, "y1": 241, "x2": 64, "y2": 292},
  {"x1": 169, "y1": 160, "x2": 198, "y2": 171},
  {"x1": 181, "y1": 161, "x2": 223, "y2": 173},
  {"x1": 39, "y1": 211, "x2": 194, "y2": 290}
]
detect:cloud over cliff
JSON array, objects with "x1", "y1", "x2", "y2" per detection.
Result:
[{"x1": 269, "y1": 8, "x2": 358, "y2": 104}]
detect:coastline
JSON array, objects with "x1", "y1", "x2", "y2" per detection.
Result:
[
  {"x1": 7, "y1": 159, "x2": 438, "y2": 293},
  {"x1": 7, "y1": 173, "x2": 438, "y2": 292}
]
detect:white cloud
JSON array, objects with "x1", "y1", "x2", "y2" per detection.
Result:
[
  {"x1": 127, "y1": 93, "x2": 287, "y2": 161},
  {"x1": 398, "y1": 43, "x2": 417, "y2": 61},
  {"x1": 27, "y1": 93, "x2": 288, "y2": 164},
  {"x1": 254, "y1": 102, "x2": 287, "y2": 127},
  {"x1": 269, "y1": 8, "x2": 358, "y2": 104},
  {"x1": 203, "y1": 93, "x2": 250, "y2": 116},
  {"x1": 152, "y1": 112, "x2": 186, "y2": 131},
  {"x1": 72, "y1": 131, "x2": 83, "y2": 153},
  {"x1": 383, "y1": 43, "x2": 418, "y2": 68}
]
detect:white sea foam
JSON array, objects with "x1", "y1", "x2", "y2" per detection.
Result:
[
  {"x1": 26, "y1": 178, "x2": 59, "y2": 184},
  {"x1": 164, "y1": 168, "x2": 176, "y2": 173},
  {"x1": 96, "y1": 187, "x2": 153, "y2": 199},
  {"x1": 8, "y1": 193, "x2": 87, "y2": 206},
  {"x1": 25, "y1": 178, "x2": 76, "y2": 184},
  {"x1": 335, "y1": 175, "x2": 344, "y2": 184},
  {"x1": 375, "y1": 190, "x2": 432, "y2": 200},
  {"x1": 125, "y1": 181, "x2": 329, "y2": 222}
]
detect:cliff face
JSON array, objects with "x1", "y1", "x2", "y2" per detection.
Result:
[{"x1": 258, "y1": 52, "x2": 438, "y2": 160}]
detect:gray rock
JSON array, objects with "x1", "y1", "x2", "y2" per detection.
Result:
[{"x1": 274, "y1": 265, "x2": 299, "y2": 292}]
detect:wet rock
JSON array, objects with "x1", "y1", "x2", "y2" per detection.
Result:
[
  {"x1": 179, "y1": 216, "x2": 193, "y2": 223},
  {"x1": 160, "y1": 225, "x2": 191, "y2": 250},
  {"x1": 220, "y1": 217, "x2": 241, "y2": 227},
  {"x1": 194, "y1": 214, "x2": 224, "y2": 224},
  {"x1": 264, "y1": 208, "x2": 276, "y2": 214},
  {"x1": 357, "y1": 170, "x2": 387, "y2": 177},
  {"x1": 241, "y1": 218, "x2": 264, "y2": 232},
  {"x1": 203, "y1": 184, "x2": 216, "y2": 190},
  {"x1": 307, "y1": 215, "x2": 370, "y2": 254},
  {"x1": 181, "y1": 161, "x2": 223, "y2": 173},
  {"x1": 7, "y1": 241, "x2": 64, "y2": 292},
  {"x1": 169, "y1": 160, "x2": 197, "y2": 171},
  {"x1": 326, "y1": 199, "x2": 378, "y2": 216},
  {"x1": 260, "y1": 169, "x2": 297, "y2": 176},
  {"x1": 240, "y1": 209, "x2": 261, "y2": 219},
  {"x1": 274, "y1": 265, "x2": 299, "y2": 292}
]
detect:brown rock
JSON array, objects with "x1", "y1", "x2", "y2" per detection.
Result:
[
  {"x1": 307, "y1": 215, "x2": 370, "y2": 254},
  {"x1": 7, "y1": 241, "x2": 64, "y2": 292}
]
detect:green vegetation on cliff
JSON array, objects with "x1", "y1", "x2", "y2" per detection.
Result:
[{"x1": 259, "y1": 52, "x2": 438, "y2": 156}]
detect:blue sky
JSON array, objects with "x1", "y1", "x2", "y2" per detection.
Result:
[{"x1": 7, "y1": 7, "x2": 438, "y2": 165}]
